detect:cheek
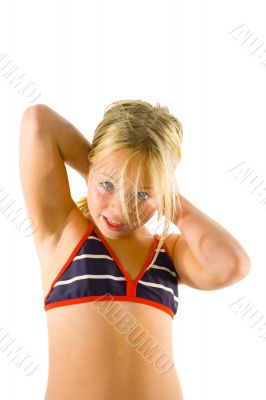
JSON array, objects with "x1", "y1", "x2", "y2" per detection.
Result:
[
  {"x1": 87, "y1": 183, "x2": 105, "y2": 208},
  {"x1": 131, "y1": 201, "x2": 156, "y2": 221}
]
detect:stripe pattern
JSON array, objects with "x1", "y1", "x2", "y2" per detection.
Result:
[{"x1": 44, "y1": 223, "x2": 179, "y2": 319}]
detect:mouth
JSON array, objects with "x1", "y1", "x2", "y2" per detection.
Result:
[{"x1": 103, "y1": 216, "x2": 125, "y2": 230}]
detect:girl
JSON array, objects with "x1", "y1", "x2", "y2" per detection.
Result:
[{"x1": 19, "y1": 100, "x2": 251, "y2": 399}]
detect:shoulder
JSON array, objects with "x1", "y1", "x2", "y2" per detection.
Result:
[
  {"x1": 34, "y1": 203, "x2": 91, "y2": 268},
  {"x1": 164, "y1": 232, "x2": 182, "y2": 261}
]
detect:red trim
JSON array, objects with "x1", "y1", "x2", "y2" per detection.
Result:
[
  {"x1": 156, "y1": 233, "x2": 182, "y2": 280},
  {"x1": 43, "y1": 222, "x2": 94, "y2": 306},
  {"x1": 127, "y1": 281, "x2": 137, "y2": 297},
  {"x1": 93, "y1": 225, "x2": 159, "y2": 286},
  {"x1": 44, "y1": 295, "x2": 174, "y2": 319},
  {"x1": 43, "y1": 223, "x2": 177, "y2": 319}
]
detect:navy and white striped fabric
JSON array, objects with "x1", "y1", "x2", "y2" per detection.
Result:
[{"x1": 44, "y1": 222, "x2": 179, "y2": 318}]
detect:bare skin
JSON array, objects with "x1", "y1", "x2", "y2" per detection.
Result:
[
  {"x1": 19, "y1": 104, "x2": 250, "y2": 400},
  {"x1": 20, "y1": 105, "x2": 250, "y2": 399},
  {"x1": 19, "y1": 106, "x2": 184, "y2": 399},
  {"x1": 41, "y1": 205, "x2": 184, "y2": 400}
]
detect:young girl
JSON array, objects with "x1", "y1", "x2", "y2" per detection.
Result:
[{"x1": 19, "y1": 100, "x2": 251, "y2": 399}]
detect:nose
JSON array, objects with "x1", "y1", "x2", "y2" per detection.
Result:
[
  {"x1": 108, "y1": 191, "x2": 140, "y2": 225},
  {"x1": 108, "y1": 191, "x2": 125, "y2": 222},
  {"x1": 108, "y1": 195, "x2": 149, "y2": 227}
]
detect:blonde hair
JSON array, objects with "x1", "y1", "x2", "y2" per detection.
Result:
[{"x1": 76, "y1": 99, "x2": 183, "y2": 269}]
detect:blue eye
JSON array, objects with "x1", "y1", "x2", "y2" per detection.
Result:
[
  {"x1": 99, "y1": 181, "x2": 114, "y2": 191},
  {"x1": 99, "y1": 182, "x2": 150, "y2": 201},
  {"x1": 137, "y1": 192, "x2": 150, "y2": 201}
]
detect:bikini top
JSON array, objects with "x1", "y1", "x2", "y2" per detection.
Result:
[{"x1": 44, "y1": 222, "x2": 179, "y2": 319}]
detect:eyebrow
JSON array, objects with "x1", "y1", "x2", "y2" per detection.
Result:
[{"x1": 97, "y1": 172, "x2": 152, "y2": 190}]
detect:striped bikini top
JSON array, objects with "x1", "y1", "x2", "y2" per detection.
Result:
[{"x1": 44, "y1": 222, "x2": 179, "y2": 319}]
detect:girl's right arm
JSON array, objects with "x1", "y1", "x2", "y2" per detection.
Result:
[
  {"x1": 33, "y1": 104, "x2": 92, "y2": 181},
  {"x1": 19, "y1": 104, "x2": 92, "y2": 243}
]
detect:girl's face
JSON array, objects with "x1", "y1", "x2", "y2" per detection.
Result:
[{"x1": 86, "y1": 149, "x2": 158, "y2": 239}]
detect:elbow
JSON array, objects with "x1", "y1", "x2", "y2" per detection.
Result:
[
  {"x1": 24, "y1": 103, "x2": 48, "y2": 114},
  {"x1": 22, "y1": 104, "x2": 47, "y2": 122},
  {"x1": 235, "y1": 254, "x2": 252, "y2": 278},
  {"x1": 228, "y1": 254, "x2": 252, "y2": 285},
  {"x1": 20, "y1": 104, "x2": 48, "y2": 135},
  {"x1": 218, "y1": 254, "x2": 252, "y2": 288}
]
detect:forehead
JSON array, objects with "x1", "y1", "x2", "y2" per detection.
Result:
[
  {"x1": 94, "y1": 149, "x2": 130, "y2": 169},
  {"x1": 92, "y1": 149, "x2": 153, "y2": 188}
]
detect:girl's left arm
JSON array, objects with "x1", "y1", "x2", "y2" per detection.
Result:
[{"x1": 172, "y1": 193, "x2": 251, "y2": 287}]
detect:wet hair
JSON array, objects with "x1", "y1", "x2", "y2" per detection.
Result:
[{"x1": 75, "y1": 99, "x2": 183, "y2": 269}]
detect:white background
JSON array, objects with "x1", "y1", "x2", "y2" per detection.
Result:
[{"x1": 0, "y1": 0, "x2": 265, "y2": 399}]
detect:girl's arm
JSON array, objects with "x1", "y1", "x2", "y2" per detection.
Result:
[
  {"x1": 172, "y1": 193, "x2": 251, "y2": 288},
  {"x1": 35, "y1": 104, "x2": 92, "y2": 182},
  {"x1": 19, "y1": 104, "x2": 92, "y2": 240}
]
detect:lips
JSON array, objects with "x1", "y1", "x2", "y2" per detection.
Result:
[{"x1": 104, "y1": 216, "x2": 125, "y2": 228}]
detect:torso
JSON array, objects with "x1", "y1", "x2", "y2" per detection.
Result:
[{"x1": 36, "y1": 204, "x2": 184, "y2": 400}]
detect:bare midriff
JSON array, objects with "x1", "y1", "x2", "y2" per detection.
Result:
[{"x1": 44, "y1": 301, "x2": 184, "y2": 400}]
